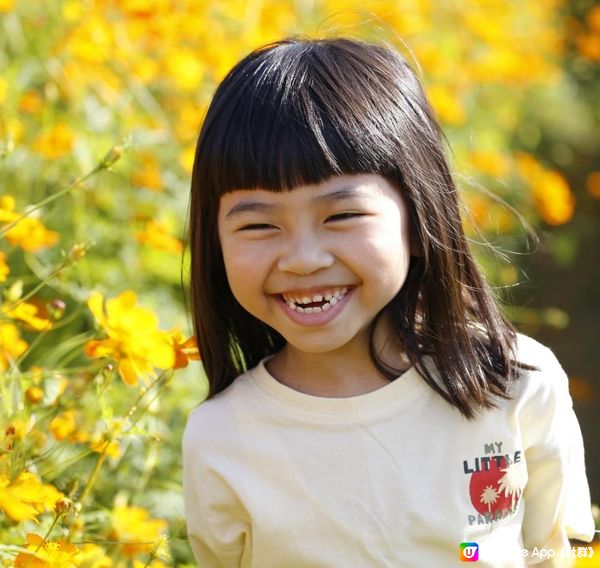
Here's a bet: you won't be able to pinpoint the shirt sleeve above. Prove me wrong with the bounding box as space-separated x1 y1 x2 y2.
182 412 253 568
519 344 595 566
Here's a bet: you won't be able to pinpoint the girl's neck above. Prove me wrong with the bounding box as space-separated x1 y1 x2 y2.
265 318 411 398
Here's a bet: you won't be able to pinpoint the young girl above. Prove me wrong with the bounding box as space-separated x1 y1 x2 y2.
182 36 594 567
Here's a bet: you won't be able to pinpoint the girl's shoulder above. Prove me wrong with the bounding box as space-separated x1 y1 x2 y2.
513 331 561 367
511 332 569 393
182 367 256 448
508 332 577 452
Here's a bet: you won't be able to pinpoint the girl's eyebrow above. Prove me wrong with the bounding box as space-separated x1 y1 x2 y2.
224 201 277 220
223 186 372 220
313 187 372 204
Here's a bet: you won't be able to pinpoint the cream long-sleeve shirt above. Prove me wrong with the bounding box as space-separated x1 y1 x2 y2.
182 334 595 567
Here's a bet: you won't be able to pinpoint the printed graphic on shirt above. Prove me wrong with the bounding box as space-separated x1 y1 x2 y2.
463 441 527 526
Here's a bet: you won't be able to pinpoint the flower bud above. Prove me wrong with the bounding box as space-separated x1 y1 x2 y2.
54 497 73 515
100 145 123 168
68 243 86 262
48 299 66 320
26 386 44 404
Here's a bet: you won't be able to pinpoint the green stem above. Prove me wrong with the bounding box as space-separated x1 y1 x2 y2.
142 553 157 568
124 370 168 423
0 145 121 237
0 261 69 316
78 446 109 506
0 165 102 237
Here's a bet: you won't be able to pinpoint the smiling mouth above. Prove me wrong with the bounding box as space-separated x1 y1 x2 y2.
280 287 349 313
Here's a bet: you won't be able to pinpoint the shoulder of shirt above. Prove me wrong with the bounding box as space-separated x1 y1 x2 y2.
182 366 255 449
509 331 569 400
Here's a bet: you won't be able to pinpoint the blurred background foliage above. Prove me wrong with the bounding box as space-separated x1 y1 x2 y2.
0 0 598 565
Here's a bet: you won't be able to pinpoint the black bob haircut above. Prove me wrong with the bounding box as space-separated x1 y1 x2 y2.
188 36 534 419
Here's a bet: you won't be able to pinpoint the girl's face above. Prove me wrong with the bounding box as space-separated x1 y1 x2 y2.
217 173 414 361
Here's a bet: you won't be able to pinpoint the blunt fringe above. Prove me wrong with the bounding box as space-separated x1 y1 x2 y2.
188 36 534 419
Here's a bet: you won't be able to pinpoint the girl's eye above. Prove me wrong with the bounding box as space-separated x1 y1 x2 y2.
326 212 363 222
238 223 276 231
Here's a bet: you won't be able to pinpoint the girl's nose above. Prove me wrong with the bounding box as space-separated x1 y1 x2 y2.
277 231 335 275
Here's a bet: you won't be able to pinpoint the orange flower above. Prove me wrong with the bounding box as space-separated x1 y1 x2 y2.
467 150 510 178
587 5 600 34
84 291 175 386
168 329 200 369
586 172 600 198
134 220 183 254
19 91 44 114
132 154 163 191
33 123 75 159
15 533 79 567
515 153 575 225
575 33 600 61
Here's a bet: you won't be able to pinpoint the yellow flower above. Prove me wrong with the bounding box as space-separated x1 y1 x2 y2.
0 250 9 282
3 418 30 448
19 91 44 114
75 543 113 568
15 533 79 567
0 76 6 105
534 170 575 225
173 102 207 143
467 150 510 178
33 122 75 159
515 153 575 225
179 144 196 173
0 195 20 223
0 0 15 13
134 220 183 254
5 216 60 251
133 561 168 568
26 386 45 404
49 410 77 441
427 84 466 125
63 13 115 64
2 300 53 331
0 322 28 371
132 154 163 191
111 504 168 557
165 47 205 91
0 472 64 522
84 291 175 386
574 540 600 566
1 197 59 251
168 329 200 369
89 434 120 458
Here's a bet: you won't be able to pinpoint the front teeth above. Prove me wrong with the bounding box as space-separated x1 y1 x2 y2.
282 287 348 313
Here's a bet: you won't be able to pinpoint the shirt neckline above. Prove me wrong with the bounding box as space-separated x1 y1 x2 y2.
247 356 427 421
